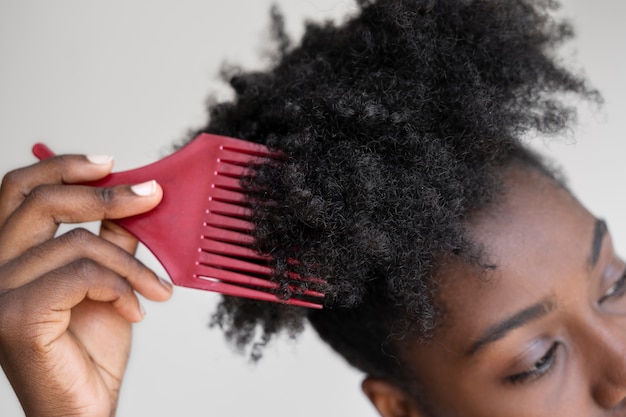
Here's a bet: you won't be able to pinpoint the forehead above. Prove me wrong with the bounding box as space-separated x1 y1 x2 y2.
433 164 596 349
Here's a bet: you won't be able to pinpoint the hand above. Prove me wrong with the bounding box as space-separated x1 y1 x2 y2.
0 153 173 417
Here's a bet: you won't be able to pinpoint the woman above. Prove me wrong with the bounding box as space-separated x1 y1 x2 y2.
1 0 624 416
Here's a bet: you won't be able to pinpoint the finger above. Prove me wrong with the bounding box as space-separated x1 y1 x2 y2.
0 154 114 227
0 181 162 263
0 259 144 342
99 220 139 254
0 227 172 301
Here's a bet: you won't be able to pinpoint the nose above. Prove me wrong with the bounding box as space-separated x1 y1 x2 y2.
588 317 626 410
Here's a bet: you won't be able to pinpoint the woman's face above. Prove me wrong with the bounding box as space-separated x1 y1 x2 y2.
402 165 626 416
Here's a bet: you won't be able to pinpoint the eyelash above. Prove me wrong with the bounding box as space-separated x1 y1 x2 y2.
599 268 626 304
504 267 626 385
506 342 559 385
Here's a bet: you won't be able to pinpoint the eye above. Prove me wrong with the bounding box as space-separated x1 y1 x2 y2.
599 268 626 304
506 342 559 384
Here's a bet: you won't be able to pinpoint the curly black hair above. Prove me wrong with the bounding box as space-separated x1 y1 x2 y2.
191 0 598 384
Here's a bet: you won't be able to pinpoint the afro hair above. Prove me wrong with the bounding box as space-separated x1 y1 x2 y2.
192 0 599 379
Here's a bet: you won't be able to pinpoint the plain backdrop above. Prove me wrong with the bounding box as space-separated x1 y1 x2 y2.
0 1 624 416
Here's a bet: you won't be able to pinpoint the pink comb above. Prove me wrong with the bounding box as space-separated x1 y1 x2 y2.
33 134 324 308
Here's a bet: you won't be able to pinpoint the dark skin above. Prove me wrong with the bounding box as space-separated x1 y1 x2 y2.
2 156 625 416
364 164 626 416
0 154 172 417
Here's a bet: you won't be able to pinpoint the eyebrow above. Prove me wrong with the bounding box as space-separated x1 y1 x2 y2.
465 218 607 357
589 218 607 268
465 301 555 356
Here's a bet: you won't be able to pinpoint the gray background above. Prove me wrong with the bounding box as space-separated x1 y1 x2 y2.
1 1 624 415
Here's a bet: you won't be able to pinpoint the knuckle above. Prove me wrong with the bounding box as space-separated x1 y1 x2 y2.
67 258 131 295
61 227 95 247
69 258 100 279
95 186 116 205
1 168 25 192
53 154 69 164
26 184 54 206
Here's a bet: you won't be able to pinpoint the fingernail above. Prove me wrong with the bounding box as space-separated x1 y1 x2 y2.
131 180 157 197
159 276 173 291
86 154 114 164
139 303 147 318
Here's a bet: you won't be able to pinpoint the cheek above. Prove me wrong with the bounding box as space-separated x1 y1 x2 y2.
409 342 593 417
443 380 592 417
466 358 593 417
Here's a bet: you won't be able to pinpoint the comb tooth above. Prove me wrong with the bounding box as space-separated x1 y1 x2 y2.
206 200 252 219
203 224 255 245
213 175 244 191
283 298 323 309
194 264 277 288
205 211 255 232
292 287 325 298
222 143 275 157
218 148 271 164
198 251 274 275
188 277 322 309
199 237 268 261
216 161 252 178
210 188 247 205
282 272 326 297
194 265 324 298
287 271 328 286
